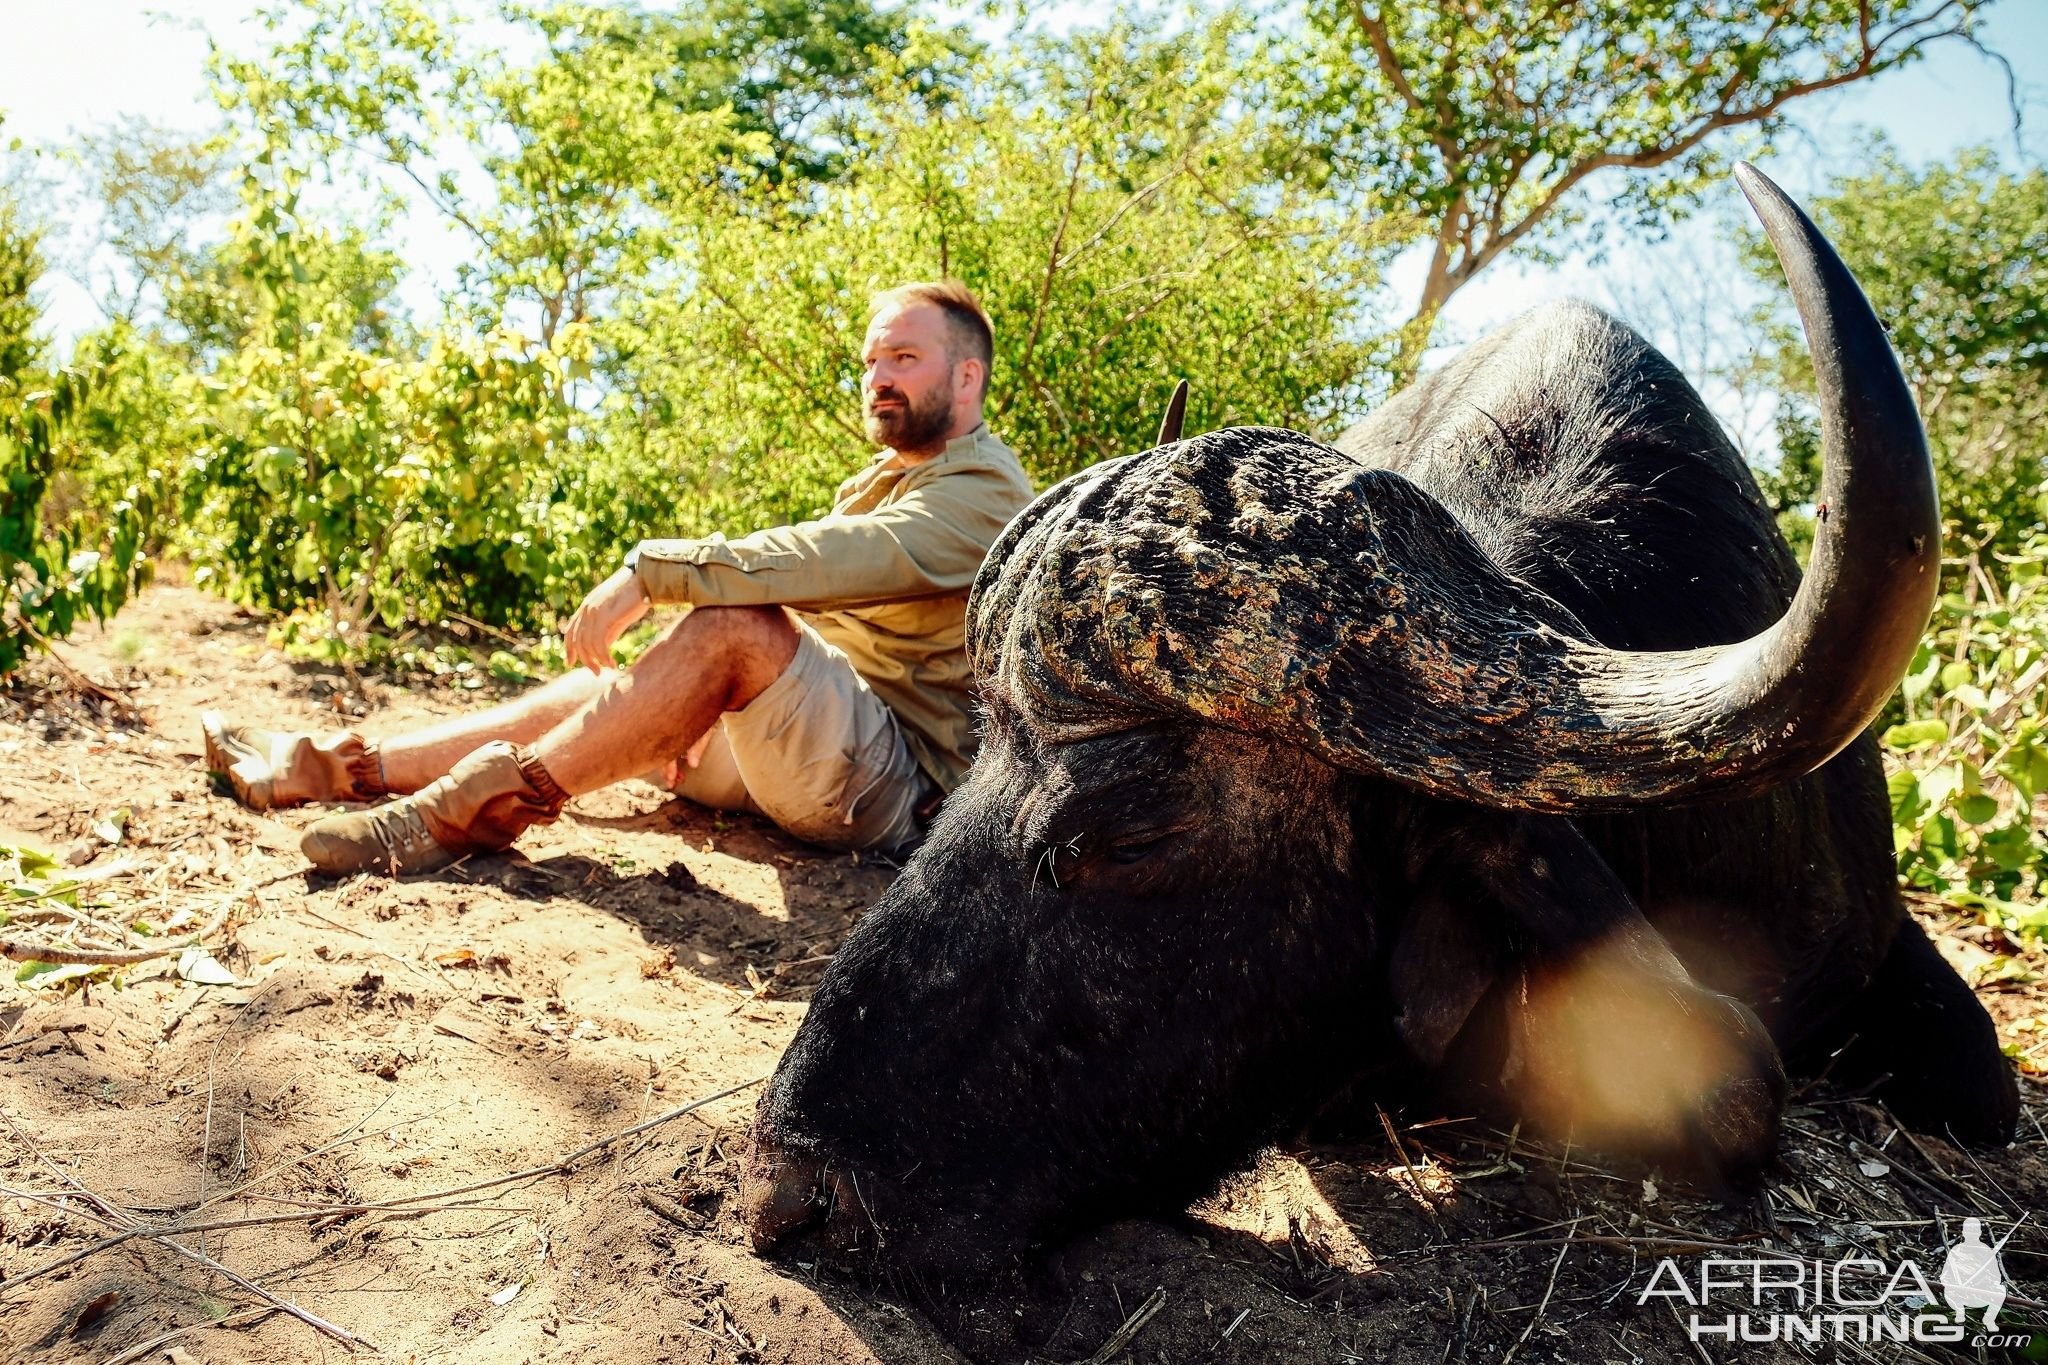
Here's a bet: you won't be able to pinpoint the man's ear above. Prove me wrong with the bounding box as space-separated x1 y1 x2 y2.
956 357 987 408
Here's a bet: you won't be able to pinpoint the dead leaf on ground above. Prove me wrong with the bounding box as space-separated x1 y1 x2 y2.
69 1289 121 1336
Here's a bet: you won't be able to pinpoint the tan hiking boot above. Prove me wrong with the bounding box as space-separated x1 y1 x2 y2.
300 741 569 876
202 712 387 811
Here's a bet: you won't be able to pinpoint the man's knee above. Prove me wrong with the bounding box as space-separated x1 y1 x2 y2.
654 605 798 701
691 604 797 657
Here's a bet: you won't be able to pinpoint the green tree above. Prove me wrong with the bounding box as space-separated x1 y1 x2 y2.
214 0 963 344
633 0 975 185
1301 0 2003 369
66 118 236 327
0 188 154 674
588 17 1399 542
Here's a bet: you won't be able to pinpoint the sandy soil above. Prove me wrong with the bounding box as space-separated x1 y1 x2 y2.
1 585 2044 1365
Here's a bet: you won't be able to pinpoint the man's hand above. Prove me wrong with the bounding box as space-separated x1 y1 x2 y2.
657 729 719 789
564 566 652 674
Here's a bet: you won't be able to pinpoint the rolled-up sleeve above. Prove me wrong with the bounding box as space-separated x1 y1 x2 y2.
631 462 1025 611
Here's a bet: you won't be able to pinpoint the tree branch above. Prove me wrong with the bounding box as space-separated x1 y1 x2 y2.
1391 0 1982 331
1430 2 1974 315
1011 92 1095 416
698 278 867 445
1346 0 1461 164
1346 0 1425 114
1056 156 1191 274
381 152 494 249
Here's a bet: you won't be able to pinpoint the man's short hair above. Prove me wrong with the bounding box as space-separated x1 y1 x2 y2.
871 280 994 397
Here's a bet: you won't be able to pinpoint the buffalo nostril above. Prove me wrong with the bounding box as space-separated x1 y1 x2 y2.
740 1142 830 1251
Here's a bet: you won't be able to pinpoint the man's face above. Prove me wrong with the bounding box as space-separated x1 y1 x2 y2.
862 301 965 452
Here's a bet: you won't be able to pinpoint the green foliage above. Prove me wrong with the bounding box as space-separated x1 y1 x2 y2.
0 196 41 381
0 196 154 675
600 16 1396 537
632 0 976 185
1885 536 2048 932
1753 146 2048 562
1752 147 2048 931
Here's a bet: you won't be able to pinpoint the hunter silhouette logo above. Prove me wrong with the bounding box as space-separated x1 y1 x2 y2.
1939 1217 2010 1330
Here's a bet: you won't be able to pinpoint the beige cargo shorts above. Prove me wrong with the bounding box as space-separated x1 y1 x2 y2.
660 618 935 854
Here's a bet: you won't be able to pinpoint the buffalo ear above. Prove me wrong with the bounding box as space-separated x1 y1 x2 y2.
1389 881 1507 1068
1392 808 1788 1186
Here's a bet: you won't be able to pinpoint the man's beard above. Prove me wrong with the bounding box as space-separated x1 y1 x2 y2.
864 378 955 452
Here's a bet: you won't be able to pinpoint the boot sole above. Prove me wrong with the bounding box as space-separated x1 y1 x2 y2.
301 825 457 877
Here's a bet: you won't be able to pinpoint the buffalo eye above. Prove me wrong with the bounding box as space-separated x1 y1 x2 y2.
1107 832 1177 865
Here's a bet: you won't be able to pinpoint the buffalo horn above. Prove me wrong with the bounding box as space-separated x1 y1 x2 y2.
1155 379 1189 446
968 165 1938 812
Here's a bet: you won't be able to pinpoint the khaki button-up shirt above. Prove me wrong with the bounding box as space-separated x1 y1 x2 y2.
629 425 1034 793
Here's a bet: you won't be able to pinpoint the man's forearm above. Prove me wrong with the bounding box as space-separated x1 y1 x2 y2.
626 484 1009 611
625 534 831 608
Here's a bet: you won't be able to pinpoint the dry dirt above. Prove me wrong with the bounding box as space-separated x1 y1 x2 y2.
2 584 2045 1365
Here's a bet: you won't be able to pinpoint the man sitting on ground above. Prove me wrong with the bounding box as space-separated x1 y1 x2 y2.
202 281 1034 874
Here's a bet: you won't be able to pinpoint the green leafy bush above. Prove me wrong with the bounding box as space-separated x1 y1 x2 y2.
1885 533 2048 932
174 178 592 645
1 200 155 675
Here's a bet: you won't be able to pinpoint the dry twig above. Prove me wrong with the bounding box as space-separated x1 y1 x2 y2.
1500 1217 1579 1365
1075 1285 1167 1365
0 1118 368 1351
100 1307 276 1365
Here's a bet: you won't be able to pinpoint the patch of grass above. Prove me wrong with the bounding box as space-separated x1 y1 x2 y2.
109 627 151 664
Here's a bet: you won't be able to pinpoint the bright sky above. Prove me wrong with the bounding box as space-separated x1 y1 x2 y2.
3 0 2045 432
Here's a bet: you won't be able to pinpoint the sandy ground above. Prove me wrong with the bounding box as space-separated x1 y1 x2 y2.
1 584 2045 1365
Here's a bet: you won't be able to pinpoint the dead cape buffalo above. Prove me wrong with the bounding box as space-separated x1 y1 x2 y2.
740 165 2018 1280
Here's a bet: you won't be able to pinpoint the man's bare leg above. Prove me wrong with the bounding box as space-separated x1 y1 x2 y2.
535 605 798 795
299 606 799 874
387 603 797 792
378 670 604 793
206 660 604 808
